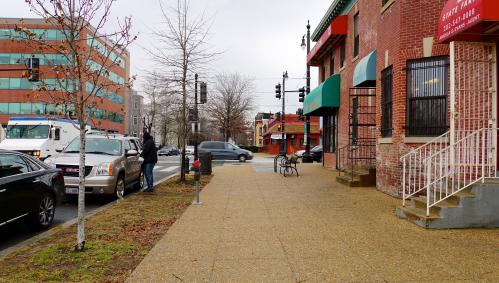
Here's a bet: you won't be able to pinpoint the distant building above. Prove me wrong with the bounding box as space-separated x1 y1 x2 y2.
125 89 143 138
262 114 320 155
0 18 130 133
254 112 272 147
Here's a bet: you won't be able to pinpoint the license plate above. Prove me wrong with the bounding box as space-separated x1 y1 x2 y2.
65 187 79 194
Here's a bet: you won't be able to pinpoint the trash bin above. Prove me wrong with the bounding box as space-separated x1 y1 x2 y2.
198 152 212 175
184 156 190 174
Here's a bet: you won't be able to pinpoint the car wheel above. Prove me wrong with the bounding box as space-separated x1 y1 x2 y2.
29 192 55 230
135 170 145 190
238 154 247 162
115 175 125 199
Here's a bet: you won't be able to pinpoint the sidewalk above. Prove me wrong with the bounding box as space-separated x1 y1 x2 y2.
127 163 499 282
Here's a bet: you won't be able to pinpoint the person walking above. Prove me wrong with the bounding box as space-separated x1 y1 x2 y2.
140 132 158 192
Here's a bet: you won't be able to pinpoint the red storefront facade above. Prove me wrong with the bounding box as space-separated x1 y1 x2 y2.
262 114 320 155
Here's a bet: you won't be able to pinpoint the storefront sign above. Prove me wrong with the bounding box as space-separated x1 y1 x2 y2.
271 133 286 140
307 16 348 66
437 0 499 42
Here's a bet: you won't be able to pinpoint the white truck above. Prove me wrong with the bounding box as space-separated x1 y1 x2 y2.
0 117 85 160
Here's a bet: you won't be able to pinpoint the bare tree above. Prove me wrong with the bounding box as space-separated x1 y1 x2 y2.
207 73 254 143
149 0 218 181
24 0 135 251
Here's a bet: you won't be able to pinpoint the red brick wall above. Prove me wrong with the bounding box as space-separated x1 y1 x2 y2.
316 0 379 167
324 152 336 168
376 0 449 196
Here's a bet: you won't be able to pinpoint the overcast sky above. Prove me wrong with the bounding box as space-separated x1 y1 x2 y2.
2 0 331 115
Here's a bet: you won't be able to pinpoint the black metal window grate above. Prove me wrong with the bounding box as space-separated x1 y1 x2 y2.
406 56 449 136
381 66 393 137
324 111 338 153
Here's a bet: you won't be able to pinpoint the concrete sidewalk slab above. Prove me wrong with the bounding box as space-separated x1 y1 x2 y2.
127 163 499 283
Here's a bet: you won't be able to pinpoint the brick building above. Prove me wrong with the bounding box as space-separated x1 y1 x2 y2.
306 0 499 202
254 112 272 148
262 114 320 155
305 0 378 185
0 18 129 133
305 0 499 227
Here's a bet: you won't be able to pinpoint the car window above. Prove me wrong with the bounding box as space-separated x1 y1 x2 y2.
26 158 41 171
213 142 225 149
0 154 30 178
129 140 138 151
132 139 142 150
226 143 234 150
124 140 131 151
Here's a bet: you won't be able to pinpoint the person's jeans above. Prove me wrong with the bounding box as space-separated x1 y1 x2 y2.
144 162 155 190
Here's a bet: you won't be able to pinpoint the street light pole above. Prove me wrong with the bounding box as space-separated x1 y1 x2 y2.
281 71 288 155
194 73 199 161
302 20 313 163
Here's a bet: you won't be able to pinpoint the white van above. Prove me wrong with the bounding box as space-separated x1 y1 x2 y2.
0 117 86 160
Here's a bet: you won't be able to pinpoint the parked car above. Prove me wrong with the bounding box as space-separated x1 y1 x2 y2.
294 149 305 158
44 134 144 199
310 145 323 162
198 141 253 162
0 150 65 230
158 146 179 156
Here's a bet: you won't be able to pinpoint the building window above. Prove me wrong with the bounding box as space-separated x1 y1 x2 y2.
340 40 346 68
353 13 360 58
321 65 326 82
330 52 335 75
381 66 393 137
406 56 449 136
324 110 338 153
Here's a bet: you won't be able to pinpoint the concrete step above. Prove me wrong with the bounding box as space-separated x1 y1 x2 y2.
395 206 441 228
412 196 458 214
337 167 376 187
336 175 362 187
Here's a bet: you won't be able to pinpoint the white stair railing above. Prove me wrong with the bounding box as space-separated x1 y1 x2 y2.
424 128 496 216
400 131 450 206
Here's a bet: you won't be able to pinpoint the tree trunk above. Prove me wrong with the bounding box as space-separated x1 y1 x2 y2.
76 124 86 251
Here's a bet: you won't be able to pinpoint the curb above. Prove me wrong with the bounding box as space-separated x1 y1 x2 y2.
0 173 179 259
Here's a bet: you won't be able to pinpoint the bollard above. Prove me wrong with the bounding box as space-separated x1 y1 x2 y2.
192 160 202 205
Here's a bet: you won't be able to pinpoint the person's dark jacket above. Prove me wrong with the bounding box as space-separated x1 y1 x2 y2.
140 133 158 164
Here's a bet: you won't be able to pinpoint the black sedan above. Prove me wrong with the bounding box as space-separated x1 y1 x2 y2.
158 146 179 156
0 150 64 230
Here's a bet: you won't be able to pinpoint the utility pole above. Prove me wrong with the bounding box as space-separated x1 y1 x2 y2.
281 71 288 155
302 20 313 163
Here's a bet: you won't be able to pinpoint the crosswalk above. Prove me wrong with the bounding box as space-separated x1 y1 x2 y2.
154 165 180 172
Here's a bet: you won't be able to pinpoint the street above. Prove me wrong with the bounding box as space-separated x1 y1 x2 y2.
0 154 262 253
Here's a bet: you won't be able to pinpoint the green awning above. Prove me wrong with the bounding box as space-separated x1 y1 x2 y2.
353 51 377 87
304 74 340 116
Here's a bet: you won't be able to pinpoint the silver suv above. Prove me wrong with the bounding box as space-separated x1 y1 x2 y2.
44 134 144 198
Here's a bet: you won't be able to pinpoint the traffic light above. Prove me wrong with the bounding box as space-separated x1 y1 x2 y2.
296 108 304 121
200 82 207 103
298 87 305 102
275 83 281 99
27 57 40 82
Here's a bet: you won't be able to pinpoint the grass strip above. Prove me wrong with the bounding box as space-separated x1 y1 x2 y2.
0 174 212 283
